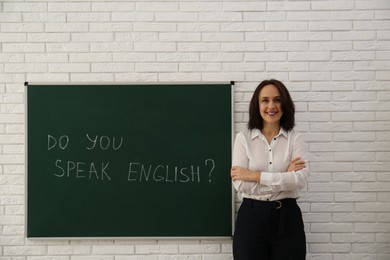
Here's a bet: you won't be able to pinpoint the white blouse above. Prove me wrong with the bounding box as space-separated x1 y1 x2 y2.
232 128 309 201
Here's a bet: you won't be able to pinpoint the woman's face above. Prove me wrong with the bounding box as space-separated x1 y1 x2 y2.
258 84 283 127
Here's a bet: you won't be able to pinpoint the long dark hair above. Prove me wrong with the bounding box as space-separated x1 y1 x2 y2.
248 79 295 131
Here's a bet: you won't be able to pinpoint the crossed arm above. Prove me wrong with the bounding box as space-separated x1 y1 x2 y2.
231 156 306 183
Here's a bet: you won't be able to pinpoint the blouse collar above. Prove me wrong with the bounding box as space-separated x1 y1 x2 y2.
250 128 288 140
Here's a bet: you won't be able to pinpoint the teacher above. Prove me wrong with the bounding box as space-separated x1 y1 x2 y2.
231 79 309 259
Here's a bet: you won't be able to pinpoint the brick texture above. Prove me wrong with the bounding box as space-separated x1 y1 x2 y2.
0 0 389 259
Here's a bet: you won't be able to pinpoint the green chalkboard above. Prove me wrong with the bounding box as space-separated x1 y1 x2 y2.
26 83 233 238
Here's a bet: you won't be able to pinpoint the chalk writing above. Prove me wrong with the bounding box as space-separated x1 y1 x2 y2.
48 135 69 150
47 134 124 151
205 159 215 182
85 134 123 151
127 159 215 183
127 162 199 183
47 133 217 184
53 159 111 181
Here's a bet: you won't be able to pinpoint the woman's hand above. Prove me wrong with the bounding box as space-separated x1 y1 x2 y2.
287 157 306 172
231 166 260 183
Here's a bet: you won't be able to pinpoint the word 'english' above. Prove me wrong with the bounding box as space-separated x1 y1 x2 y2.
127 159 216 183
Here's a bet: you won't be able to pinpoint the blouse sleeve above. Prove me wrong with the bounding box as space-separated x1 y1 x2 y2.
260 132 310 192
231 132 273 195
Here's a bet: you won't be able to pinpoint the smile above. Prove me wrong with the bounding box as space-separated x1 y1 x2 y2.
266 111 277 116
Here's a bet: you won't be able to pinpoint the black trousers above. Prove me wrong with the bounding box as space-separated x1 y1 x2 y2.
233 198 306 260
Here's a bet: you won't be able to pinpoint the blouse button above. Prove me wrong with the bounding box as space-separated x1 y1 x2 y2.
269 162 272 164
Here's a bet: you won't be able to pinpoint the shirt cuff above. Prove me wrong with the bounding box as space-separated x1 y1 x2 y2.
260 171 273 186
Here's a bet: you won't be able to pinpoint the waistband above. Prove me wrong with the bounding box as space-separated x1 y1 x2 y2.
242 197 297 210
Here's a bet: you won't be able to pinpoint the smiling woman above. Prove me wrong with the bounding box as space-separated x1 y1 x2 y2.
231 79 309 260
248 79 295 134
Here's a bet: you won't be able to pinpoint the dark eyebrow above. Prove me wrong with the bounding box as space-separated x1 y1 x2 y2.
260 96 280 99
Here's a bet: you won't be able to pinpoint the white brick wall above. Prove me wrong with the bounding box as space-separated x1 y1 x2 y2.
0 0 389 259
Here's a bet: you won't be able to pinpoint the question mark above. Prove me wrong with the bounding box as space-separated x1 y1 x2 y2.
205 159 215 182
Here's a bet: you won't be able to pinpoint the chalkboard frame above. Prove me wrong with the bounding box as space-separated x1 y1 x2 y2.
25 82 235 239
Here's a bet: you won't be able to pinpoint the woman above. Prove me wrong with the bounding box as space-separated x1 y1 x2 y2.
231 79 309 260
